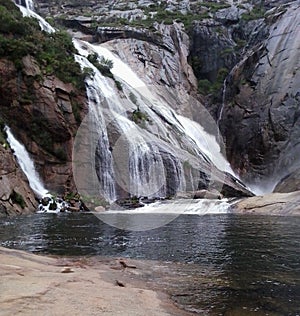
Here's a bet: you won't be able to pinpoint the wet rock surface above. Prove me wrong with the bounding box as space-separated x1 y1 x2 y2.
2 0 300 216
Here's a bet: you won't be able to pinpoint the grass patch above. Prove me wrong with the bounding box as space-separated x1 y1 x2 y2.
241 7 266 21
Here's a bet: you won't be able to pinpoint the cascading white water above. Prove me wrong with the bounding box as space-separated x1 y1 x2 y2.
16 0 55 33
105 198 231 215
73 42 169 199
176 115 234 175
217 78 227 130
73 39 191 199
73 54 117 202
72 38 251 201
5 126 49 198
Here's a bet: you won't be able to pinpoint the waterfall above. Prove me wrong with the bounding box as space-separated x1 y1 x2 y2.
15 0 55 33
217 78 227 130
73 54 117 202
13 1 252 206
5 126 49 198
106 198 231 215
176 115 234 175
72 38 250 201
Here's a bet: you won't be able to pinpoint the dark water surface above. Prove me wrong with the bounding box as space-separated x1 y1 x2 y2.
0 213 299 315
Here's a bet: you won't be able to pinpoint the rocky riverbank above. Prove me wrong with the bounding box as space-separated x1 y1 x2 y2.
233 190 300 215
0 246 192 316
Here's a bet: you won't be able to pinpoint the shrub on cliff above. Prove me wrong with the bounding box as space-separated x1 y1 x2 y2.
0 0 84 88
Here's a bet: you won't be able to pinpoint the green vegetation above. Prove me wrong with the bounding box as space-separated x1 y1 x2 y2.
198 79 212 95
114 80 123 91
241 7 266 21
71 100 82 123
132 109 149 125
29 117 67 160
10 190 26 209
0 0 85 88
221 47 234 57
87 53 122 91
87 53 114 79
128 91 149 126
129 92 138 106
64 191 80 202
94 2 230 31
0 117 7 147
198 67 228 96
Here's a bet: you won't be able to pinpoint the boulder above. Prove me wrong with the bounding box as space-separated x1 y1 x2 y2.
193 189 223 199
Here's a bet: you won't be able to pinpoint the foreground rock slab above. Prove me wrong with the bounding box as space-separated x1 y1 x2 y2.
0 247 185 316
233 191 300 215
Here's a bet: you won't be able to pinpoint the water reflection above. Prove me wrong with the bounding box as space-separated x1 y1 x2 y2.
0 213 299 315
218 216 300 315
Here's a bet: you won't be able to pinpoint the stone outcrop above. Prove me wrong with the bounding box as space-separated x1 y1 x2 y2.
0 144 37 216
233 191 300 215
2 0 299 217
103 21 199 116
35 0 300 197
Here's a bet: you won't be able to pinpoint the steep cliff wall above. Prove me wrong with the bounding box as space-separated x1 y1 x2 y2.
220 3 300 189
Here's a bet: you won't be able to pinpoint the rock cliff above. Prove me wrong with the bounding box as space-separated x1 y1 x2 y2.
219 2 300 190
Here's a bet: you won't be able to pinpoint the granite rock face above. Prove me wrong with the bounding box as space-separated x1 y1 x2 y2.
219 3 300 188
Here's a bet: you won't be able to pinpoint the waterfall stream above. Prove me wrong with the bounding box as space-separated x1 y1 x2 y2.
217 78 227 130
5 126 49 198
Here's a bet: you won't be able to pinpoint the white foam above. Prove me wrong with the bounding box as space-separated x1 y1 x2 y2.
104 199 231 215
